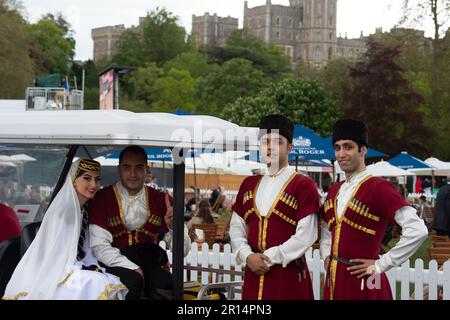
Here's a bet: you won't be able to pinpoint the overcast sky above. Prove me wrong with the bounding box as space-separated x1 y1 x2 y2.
19 0 434 61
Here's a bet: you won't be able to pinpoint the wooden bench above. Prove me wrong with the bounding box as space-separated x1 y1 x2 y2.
432 235 450 243
428 246 450 267
214 219 230 242
191 223 218 248
432 242 450 249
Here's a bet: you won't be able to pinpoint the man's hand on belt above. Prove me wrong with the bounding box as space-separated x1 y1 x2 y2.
347 259 376 278
247 253 271 275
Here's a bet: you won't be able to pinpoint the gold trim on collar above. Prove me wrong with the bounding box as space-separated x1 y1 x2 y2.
335 175 373 224
259 172 298 250
329 174 373 300
254 172 298 221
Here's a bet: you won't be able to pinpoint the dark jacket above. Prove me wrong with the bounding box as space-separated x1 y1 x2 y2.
432 184 450 233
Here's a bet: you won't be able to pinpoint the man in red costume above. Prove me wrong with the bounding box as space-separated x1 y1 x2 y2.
320 119 428 300
230 114 319 300
88 146 191 300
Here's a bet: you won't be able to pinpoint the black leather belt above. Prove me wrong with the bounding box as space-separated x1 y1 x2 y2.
330 255 361 266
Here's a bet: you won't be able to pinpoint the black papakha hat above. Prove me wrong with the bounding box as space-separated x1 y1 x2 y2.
332 119 368 147
259 114 294 143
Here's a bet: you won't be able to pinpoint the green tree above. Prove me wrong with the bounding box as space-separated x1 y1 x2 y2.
203 29 292 80
30 16 75 75
152 69 197 112
126 63 162 107
113 30 144 67
113 7 188 67
223 79 339 135
343 39 433 157
222 94 279 127
163 51 216 78
296 57 354 110
399 0 450 118
0 0 34 98
196 58 268 116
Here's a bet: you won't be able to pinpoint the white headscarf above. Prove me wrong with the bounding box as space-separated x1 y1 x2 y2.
3 160 87 300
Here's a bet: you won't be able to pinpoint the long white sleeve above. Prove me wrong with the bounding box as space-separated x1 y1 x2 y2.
375 206 428 273
263 214 318 267
319 220 332 260
89 224 139 270
163 224 191 257
229 212 253 265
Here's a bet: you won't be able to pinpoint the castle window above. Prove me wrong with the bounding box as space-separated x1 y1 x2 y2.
329 32 332 40
276 31 280 39
315 47 321 60
288 32 292 40
276 17 280 26
289 19 292 27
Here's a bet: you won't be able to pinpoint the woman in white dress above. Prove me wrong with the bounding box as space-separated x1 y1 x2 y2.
2 159 128 300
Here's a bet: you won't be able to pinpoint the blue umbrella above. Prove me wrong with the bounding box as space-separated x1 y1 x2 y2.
172 109 192 116
387 151 432 170
323 136 387 159
289 125 335 161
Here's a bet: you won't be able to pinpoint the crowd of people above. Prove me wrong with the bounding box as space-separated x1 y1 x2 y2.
1 115 450 301
0 181 44 207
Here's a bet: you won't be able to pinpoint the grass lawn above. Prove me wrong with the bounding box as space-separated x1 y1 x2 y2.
388 234 432 300
388 234 432 268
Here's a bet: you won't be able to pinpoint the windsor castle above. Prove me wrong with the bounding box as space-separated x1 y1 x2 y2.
92 0 367 66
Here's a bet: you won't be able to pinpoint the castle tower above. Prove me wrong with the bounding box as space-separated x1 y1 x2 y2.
192 12 238 47
295 0 337 66
91 25 126 62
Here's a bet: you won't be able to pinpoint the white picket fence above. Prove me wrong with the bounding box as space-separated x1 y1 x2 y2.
160 242 450 300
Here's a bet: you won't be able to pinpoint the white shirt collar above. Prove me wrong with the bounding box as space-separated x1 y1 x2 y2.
116 181 145 201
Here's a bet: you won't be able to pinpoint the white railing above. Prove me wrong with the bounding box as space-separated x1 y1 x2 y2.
26 87 83 110
161 242 450 300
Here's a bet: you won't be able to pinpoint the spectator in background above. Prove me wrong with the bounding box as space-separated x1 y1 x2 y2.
0 203 21 243
422 178 432 193
28 185 41 205
415 177 422 194
145 172 159 190
10 183 28 205
187 199 215 231
185 187 200 216
209 186 220 207
210 186 225 212
432 176 450 238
